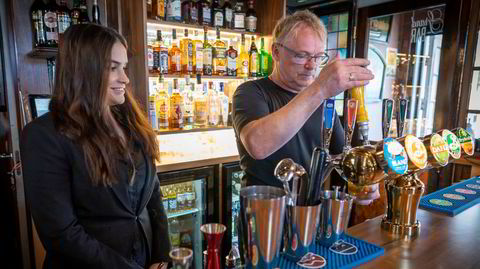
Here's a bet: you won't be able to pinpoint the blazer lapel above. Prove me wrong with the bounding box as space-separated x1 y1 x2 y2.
109 158 135 214
137 148 155 213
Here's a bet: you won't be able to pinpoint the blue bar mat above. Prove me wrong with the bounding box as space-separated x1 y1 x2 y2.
277 234 384 269
420 176 480 216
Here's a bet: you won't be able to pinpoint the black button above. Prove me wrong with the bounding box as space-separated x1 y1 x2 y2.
135 216 138 221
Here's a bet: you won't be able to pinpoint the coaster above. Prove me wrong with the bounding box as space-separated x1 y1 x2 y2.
329 240 358 255
296 253 327 269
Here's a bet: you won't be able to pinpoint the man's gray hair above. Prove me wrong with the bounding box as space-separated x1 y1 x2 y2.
272 10 327 46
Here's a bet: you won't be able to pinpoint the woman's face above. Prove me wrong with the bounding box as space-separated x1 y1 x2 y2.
106 41 129 106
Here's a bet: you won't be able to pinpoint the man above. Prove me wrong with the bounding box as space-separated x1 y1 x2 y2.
232 10 379 204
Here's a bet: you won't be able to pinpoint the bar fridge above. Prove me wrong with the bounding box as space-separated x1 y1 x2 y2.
220 161 244 266
157 165 216 269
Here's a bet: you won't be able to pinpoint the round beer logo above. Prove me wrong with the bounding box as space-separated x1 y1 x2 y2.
455 128 475 156
405 135 427 169
429 199 453 206
443 193 465 200
466 184 480 190
455 188 476 195
383 138 408 175
429 134 449 166
442 130 461 159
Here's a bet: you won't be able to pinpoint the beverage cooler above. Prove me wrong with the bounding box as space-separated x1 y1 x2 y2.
220 162 244 266
157 166 216 269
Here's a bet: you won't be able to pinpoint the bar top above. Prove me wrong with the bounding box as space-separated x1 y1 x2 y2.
348 205 480 268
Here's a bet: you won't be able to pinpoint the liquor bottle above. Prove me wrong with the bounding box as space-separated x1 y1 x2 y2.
193 31 203 74
148 91 157 129
30 0 46 48
169 218 181 248
233 0 245 31
169 79 184 129
167 185 177 212
226 40 238 76
176 183 185 211
169 29 182 75
186 182 196 208
92 0 101 24
78 0 90 24
194 77 208 127
161 186 169 212
213 27 227 76
166 0 182 22
156 76 170 129
237 34 249 78
249 36 259 77
152 0 166 21
245 0 257 32
150 33 158 74
43 0 59 47
223 0 234 29
203 29 213 76
155 30 169 74
207 82 219 126
212 0 224 28
57 0 71 38
218 82 229 126
180 29 194 75
147 0 153 19
198 0 211 26
183 77 194 128
259 37 269 77
182 0 197 24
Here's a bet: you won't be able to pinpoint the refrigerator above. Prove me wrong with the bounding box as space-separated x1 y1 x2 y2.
157 165 216 269
220 161 244 266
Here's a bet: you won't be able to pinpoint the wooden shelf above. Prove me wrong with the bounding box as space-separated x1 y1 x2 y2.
27 47 58 59
155 126 233 135
148 73 261 80
146 19 261 37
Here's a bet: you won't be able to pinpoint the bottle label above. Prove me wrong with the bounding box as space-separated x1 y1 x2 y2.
171 103 184 122
157 2 165 17
149 47 155 68
194 101 207 122
168 198 177 211
160 51 169 73
196 49 203 70
44 11 57 29
242 60 249 74
234 13 245 28
203 48 213 65
173 54 181 71
227 52 237 76
250 53 257 73
203 7 211 22
245 16 257 32
58 15 70 33
213 47 226 59
191 6 198 21
168 0 181 20
225 8 233 22
383 137 408 175
405 135 427 169
214 10 224 27
162 198 169 211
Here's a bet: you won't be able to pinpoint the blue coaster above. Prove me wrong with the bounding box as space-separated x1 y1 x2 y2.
420 176 480 216
277 234 384 269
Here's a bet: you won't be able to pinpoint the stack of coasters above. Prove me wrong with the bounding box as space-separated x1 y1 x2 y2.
420 176 480 216
278 234 384 269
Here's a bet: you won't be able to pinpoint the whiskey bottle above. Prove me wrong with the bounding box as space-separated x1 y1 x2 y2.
245 0 257 32
259 37 269 77
182 77 194 128
223 0 234 29
249 36 259 77
237 33 249 78
152 0 166 21
92 0 101 24
193 79 207 128
166 0 182 22
169 29 182 75
226 40 238 76
212 0 224 28
169 79 184 129
156 76 169 129
213 27 227 76
198 0 211 26
57 0 71 38
181 0 197 24
203 29 213 76
207 82 219 126
218 83 229 126
30 0 46 48
233 0 245 31
153 30 168 74
193 31 203 74
180 29 193 75
43 0 59 47
148 93 157 129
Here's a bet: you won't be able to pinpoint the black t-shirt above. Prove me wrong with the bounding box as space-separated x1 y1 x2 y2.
232 77 345 188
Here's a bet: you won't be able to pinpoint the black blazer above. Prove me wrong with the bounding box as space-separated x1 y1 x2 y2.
20 113 171 269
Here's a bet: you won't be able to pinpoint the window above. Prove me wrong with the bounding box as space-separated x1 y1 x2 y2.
466 29 480 139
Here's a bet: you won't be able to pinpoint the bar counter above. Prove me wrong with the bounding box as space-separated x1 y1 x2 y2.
348 205 480 268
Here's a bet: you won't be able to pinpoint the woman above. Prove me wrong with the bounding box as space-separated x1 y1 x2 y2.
21 24 170 269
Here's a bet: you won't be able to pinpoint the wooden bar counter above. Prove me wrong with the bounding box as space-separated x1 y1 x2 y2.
348 205 480 268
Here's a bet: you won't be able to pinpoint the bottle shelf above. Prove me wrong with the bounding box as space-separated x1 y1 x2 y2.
27 47 58 59
149 73 261 80
155 126 232 135
146 19 261 37
167 208 200 219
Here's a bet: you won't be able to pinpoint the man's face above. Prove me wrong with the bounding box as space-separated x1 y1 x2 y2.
274 26 326 92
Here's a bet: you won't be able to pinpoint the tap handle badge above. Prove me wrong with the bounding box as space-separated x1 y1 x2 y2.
323 99 335 150
345 99 358 149
396 98 408 137
382 99 394 139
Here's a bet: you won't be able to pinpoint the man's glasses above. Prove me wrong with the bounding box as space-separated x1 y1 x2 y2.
275 43 329 66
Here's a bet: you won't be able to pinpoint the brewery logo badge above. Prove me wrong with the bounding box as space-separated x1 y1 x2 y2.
329 240 358 255
443 193 465 200
297 252 326 268
430 133 449 166
405 135 427 169
466 184 480 190
383 137 408 175
429 199 453 206
455 188 476 195
455 128 474 156
442 130 461 159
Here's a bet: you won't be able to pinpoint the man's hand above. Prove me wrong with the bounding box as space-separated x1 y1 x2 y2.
149 262 168 269
352 183 380 205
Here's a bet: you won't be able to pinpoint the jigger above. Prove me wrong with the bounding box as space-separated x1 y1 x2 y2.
201 223 226 269
169 248 193 269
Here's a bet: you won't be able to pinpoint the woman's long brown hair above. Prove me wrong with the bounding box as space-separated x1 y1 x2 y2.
50 24 159 186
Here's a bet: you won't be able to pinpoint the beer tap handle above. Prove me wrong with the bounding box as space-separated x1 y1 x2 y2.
344 99 358 151
351 85 370 144
323 99 336 152
382 99 394 139
396 98 408 138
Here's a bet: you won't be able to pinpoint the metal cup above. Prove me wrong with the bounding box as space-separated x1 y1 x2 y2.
169 247 193 269
316 190 353 247
283 203 322 261
239 186 287 269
